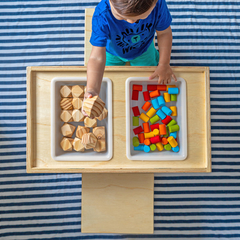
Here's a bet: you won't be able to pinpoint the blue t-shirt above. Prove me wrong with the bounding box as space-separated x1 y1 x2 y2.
90 0 172 60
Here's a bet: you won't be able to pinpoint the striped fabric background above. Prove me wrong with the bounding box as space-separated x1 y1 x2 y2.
1 0 240 239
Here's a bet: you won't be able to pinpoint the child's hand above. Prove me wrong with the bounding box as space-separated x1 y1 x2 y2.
82 90 98 117
149 64 177 84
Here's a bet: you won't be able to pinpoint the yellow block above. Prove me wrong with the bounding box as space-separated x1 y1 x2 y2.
156 142 164 151
167 85 176 91
170 106 177 116
167 136 178 148
153 129 160 136
163 93 171 102
139 113 150 123
144 131 155 139
146 107 157 118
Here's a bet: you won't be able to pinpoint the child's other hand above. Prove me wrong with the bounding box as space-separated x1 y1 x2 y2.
82 90 98 117
149 64 177 84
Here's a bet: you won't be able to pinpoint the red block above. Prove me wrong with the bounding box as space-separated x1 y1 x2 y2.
133 126 143 135
150 135 161 144
143 91 150 101
147 85 157 91
133 84 143 91
157 85 167 91
132 90 139 100
150 123 160 131
132 106 140 116
162 115 172 125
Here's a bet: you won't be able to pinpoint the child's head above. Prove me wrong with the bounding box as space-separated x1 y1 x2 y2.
110 0 158 23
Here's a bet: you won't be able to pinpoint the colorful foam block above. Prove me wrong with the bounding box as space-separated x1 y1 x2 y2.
150 90 160 98
169 124 180 133
167 136 178 148
150 115 160 124
132 90 139 100
153 129 160 136
161 106 172 116
162 115 172 125
133 126 143 135
172 146 180 152
143 145 151 153
132 106 140 116
163 92 171 102
133 116 139 126
159 124 166 135
133 84 143 91
168 87 179 95
144 131 155 139
142 101 151 111
134 144 144 151
146 107 157 118
156 142 164 151
150 135 161 144
143 91 150 101
157 96 165 107
132 137 140 147
147 85 157 91
144 139 151 146
150 123 160 131
167 119 177 127
164 143 172 151
139 113 149 122
167 85 176 91
143 122 150 133
162 137 168 145
170 106 177 116
156 109 166 120
150 144 156 151
171 94 177 101
138 133 145 143
157 85 167 91
152 98 160 110
170 132 177 139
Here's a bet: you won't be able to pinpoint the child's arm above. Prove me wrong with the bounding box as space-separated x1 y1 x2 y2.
149 26 177 84
83 46 106 116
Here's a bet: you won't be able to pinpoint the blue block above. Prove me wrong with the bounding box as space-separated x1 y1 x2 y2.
172 146 180 152
143 145 151 153
157 96 165 107
170 132 177 139
152 98 160 109
156 109 166 120
134 144 144 151
168 87 179 95
161 106 172 116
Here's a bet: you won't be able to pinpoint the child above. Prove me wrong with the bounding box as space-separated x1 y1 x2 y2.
84 0 176 114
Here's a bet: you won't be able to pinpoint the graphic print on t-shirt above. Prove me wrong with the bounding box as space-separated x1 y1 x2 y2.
115 23 153 54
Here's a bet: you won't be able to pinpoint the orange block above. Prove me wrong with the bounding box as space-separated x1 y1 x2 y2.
138 133 145 143
157 85 166 91
159 124 167 135
149 90 160 98
143 122 150 133
162 137 168 145
144 139 151 146
142 101 151 111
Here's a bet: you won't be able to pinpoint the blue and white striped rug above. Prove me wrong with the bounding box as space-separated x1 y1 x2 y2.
1 0 240 239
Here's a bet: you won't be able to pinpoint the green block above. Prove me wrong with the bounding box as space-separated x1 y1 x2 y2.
132 137 139 147
133 116 139 126
171 94 177 101
164 143 172 151
163 127 169 137
169 125 180 133
167 119 177 127
150 144 156 151
150 115 160 124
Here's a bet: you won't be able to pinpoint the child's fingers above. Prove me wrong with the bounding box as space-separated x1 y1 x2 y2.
149 72 157 80
172 74 177 82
